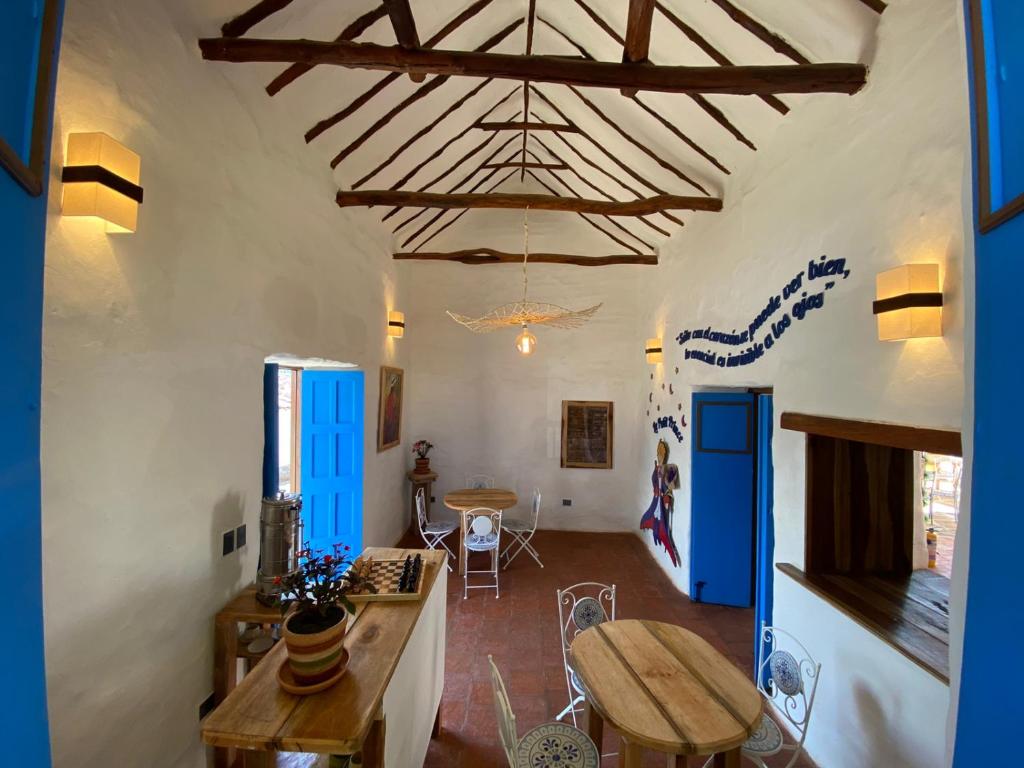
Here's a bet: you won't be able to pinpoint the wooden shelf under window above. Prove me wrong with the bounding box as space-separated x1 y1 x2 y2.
777 563 950 684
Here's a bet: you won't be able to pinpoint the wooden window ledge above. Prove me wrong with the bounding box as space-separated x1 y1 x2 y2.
776 563 949 684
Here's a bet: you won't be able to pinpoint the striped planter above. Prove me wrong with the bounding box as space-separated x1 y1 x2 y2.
282 607 349 687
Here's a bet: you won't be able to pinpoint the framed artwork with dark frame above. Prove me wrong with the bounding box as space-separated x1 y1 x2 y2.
0 0 61 197
561 400 613 469
377 366 404 452
968 0 1024 233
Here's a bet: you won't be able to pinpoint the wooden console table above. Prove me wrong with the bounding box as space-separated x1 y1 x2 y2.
203 548 447 767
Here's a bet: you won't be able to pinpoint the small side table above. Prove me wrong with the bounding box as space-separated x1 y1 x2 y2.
406 469 438 531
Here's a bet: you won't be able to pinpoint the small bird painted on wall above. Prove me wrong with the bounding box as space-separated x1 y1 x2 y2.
640 439 681 567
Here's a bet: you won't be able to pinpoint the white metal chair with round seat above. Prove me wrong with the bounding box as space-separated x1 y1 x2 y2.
555 582 616 726
462 507 502 599
501 487 543 569
415 487 457 572
465 473 495 489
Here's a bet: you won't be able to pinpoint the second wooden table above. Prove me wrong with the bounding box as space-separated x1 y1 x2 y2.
443 488 518 576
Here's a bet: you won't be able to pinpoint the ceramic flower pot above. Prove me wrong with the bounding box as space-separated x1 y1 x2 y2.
415 457 431 473
281 606 348 687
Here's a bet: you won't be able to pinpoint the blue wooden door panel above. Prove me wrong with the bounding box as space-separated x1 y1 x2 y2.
301 371 364 555
754 394 775 679
690 392 756 607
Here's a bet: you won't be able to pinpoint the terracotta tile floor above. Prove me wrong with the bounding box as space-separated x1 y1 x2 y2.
395 529 817 768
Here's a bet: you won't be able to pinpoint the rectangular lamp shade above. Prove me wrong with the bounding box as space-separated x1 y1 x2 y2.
388 311 405 338
61 133 142 233
874 264 943 341
645 337 663 364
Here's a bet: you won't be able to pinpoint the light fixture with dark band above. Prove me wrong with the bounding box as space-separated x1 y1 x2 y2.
387 310 406 338
61 133 143 233
646 337 663 364
874 264 943 341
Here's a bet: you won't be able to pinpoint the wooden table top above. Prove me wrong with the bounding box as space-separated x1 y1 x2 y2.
201 548 444 755
443 488 518 511
570 619 762 756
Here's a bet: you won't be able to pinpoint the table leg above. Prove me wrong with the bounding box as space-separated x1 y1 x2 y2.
583 699 603 753
213 617 238 768
619 737 643 767
458 516 466 576
668 754 689 767
240 749 275 768
360 713 386 768
712 748 741 768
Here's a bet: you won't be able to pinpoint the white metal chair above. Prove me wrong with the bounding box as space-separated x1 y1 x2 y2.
501 487 543 569
488 655 600 768
415 487 457 572
465 473 495 489
555 582 616 725
704 624 821 768
462 507 502 599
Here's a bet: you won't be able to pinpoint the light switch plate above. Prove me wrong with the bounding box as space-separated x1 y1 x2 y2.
222 529 235 556
235 523 247 548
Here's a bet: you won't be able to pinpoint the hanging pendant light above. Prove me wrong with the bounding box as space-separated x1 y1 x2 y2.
446 208 602 353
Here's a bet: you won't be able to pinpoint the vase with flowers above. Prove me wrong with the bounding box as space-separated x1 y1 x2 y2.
412 439 434 473
275 543 375 693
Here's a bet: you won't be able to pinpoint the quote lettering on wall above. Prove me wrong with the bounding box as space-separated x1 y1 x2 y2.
676 256 852 368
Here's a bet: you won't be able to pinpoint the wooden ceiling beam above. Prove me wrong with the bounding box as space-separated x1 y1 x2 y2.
858 0 888 12
337 190 723 215
303 0 498 141
621 0 655 96
198 39 869 96
704 0 810 64
382 0 425 81
267 6 386 95
393 249 658 266
475 120 579 133
483 161 568 170
522 0 537 180
221 0 293 38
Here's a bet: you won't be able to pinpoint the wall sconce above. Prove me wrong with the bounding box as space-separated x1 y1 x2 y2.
61 132 143 233
873 264 943 341
645 337 663 364
387 310 405 338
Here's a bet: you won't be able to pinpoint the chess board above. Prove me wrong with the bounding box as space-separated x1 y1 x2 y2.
346 556 425 603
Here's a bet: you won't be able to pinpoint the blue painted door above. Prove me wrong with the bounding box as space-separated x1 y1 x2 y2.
300 371 364 555
753 394 775 679
690 392 756 607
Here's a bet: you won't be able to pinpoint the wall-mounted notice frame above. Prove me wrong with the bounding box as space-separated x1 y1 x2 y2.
0 0 60 197
561 400 613 469
969 0 1024 233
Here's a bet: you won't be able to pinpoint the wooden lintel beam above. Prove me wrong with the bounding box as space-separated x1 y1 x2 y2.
483 161 568 170
337 190 722 215
221 0 293 38
394 250 657 266
198 39 868 96
382 0 425 81
622 0 655 96
475 121 579 133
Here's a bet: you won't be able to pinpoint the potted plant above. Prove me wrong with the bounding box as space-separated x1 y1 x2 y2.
412 439 434 473
276 543 374 690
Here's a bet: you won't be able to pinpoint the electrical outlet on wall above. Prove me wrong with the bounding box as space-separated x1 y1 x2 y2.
235 523 247 548
222 529 235 556
562 499 572 507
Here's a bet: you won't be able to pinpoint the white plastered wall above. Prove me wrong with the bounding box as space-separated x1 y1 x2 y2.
40 1 409 766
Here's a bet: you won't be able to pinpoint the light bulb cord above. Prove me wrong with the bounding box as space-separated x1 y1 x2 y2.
522 206 529 304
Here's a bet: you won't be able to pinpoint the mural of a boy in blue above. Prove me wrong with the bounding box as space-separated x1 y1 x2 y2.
640 439 681 566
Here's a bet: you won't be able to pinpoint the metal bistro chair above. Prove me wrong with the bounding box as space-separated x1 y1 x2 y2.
462 507 502 599
415 487 457 572
488 655 600 768
555 582 616 726
705 624 821 768
465 473 495 489
501 487 543 570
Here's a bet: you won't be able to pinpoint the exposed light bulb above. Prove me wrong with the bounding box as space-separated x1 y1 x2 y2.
515 325 537 356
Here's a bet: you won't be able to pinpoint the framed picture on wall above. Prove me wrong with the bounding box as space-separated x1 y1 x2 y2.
0 0 60 197
969 0 1024 232
377 366 404 452
561 400 613 469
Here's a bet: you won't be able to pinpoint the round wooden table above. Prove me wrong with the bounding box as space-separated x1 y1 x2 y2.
570 619 762 767
443 488 518 575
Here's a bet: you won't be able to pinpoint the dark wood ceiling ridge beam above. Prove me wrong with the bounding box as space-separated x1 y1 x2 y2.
621 0 655 96
654 3 789 115
412 169 518 251
379 85 521 196
705 0 810 64
337 190 723 215
524 170 646 255
327 18 524 168
221 0 293 38
567 0 756 150
475 120 579 132
537 15 730 175
198 40 869 96
383 0 425 81
522 0 537 180
302 0 500 141
266 6 386 95
529 137 671 237
485 160 568 170
394 249 658 266
563 83 712 195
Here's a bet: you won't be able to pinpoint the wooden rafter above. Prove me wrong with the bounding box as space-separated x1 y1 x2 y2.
704 0 810 64
337 190 723 215
622 0 655 96
393 249 658 266
303 0 498 142
198 40 869 96
483 161 568 170
382 0 425 81
475 120 579 133
327 19 523 168
267 6 386 95
221 0 293 38
522 0 537 180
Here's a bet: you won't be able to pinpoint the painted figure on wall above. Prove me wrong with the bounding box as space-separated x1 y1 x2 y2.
377 366 404 451
640 439 681 567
